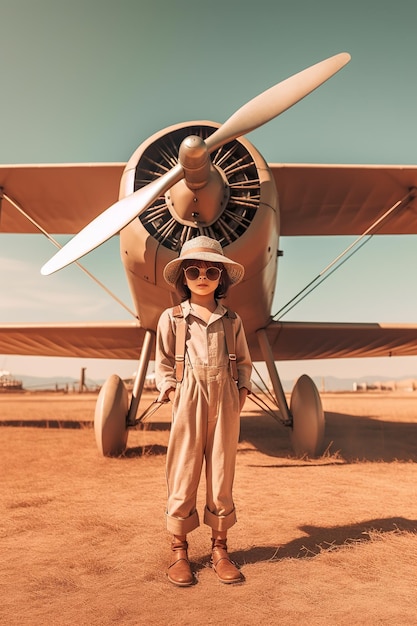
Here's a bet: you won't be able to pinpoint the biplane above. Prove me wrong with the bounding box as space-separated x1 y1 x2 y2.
1 52 417 457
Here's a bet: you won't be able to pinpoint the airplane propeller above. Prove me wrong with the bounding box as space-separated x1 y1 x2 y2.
41 52 350 276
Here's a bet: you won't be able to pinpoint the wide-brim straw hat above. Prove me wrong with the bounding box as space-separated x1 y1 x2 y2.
163 236 245 287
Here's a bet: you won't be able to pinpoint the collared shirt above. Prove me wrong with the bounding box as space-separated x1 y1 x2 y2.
155 299 252 399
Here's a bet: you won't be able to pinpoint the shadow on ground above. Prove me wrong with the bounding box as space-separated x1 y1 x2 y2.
2 407 416 462
238 410 417 462
228 516 417 566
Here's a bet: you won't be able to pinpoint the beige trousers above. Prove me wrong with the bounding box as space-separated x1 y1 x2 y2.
165 358 240 536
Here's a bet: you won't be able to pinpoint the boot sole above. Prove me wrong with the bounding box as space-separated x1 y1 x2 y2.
167 574 195 587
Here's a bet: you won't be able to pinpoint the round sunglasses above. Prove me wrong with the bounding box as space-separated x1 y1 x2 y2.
183 266 222 281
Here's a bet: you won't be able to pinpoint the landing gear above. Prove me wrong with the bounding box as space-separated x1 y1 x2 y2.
94 330 156 457
256 329 325 457
94 374 129 457
290 374 324 457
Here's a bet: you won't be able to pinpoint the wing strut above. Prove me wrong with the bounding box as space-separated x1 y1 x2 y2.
256 328 292 426
127 329 155 426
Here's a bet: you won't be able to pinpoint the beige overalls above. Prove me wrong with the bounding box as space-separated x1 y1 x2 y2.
155 300 252 536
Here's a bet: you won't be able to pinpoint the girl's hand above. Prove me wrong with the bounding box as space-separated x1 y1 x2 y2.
239 387 248 411
157 387 175 403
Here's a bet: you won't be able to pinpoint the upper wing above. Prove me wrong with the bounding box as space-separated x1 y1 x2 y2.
247 321 417 362
0 163 125 234
0 321 145 360
3 162 417 235
271 163 417 235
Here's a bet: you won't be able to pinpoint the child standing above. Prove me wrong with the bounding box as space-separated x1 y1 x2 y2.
155 236 252 586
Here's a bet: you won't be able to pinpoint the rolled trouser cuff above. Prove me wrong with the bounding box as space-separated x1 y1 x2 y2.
203 506 237 531
166 510 200 535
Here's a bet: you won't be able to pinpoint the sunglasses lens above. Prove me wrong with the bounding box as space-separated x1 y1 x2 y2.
184 266 200 280
206 267 221 280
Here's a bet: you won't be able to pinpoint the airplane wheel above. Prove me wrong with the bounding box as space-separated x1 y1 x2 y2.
289 374 324 457
94 375 129 457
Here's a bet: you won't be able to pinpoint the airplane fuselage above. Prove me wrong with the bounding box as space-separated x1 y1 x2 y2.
118 121 280 335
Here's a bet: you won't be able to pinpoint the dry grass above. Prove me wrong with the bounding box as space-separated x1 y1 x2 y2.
1 391 417 625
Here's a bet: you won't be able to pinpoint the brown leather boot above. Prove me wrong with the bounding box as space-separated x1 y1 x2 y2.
167 539 194 587
211 538 243 584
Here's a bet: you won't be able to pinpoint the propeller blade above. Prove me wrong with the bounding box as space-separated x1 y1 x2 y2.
41 164 183 275
205 52 351 153
41 52 350 275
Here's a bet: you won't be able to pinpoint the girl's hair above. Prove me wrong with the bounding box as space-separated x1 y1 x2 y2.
175 259 231 301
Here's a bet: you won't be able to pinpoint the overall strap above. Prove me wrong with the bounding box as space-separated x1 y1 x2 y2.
222 309 238 382
173 304 238 383
172 304 186 382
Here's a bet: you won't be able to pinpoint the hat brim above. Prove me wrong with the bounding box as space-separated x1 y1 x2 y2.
163 250 244 286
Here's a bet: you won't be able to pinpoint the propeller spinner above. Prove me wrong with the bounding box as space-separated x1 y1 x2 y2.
41 52 350 276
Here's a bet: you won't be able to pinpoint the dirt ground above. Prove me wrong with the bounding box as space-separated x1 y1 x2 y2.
1 390 416 626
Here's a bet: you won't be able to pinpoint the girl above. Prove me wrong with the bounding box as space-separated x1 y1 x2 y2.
155 236 252 586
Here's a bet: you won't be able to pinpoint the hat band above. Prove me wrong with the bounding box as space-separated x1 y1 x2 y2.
182 246 224 258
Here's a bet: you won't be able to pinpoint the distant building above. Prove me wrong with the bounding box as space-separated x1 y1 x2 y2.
0 370 23 392
353 378 417 392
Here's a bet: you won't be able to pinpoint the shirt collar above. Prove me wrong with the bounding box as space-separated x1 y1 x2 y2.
181 299 227 323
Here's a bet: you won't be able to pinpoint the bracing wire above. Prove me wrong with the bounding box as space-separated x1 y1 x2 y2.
274 235 371 320
3 191 137 319
252 362 277 405
273 190 415 321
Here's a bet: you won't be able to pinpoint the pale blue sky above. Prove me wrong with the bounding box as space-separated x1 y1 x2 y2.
1 0 417 382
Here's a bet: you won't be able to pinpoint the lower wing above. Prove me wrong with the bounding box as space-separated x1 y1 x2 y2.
0 321 144 360
1 320 416 362
247 321 417 361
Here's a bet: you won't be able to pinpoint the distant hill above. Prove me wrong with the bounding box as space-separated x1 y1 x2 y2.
11 372 417 393
305 375 417 393
256 374 417 393
18 374 102 392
